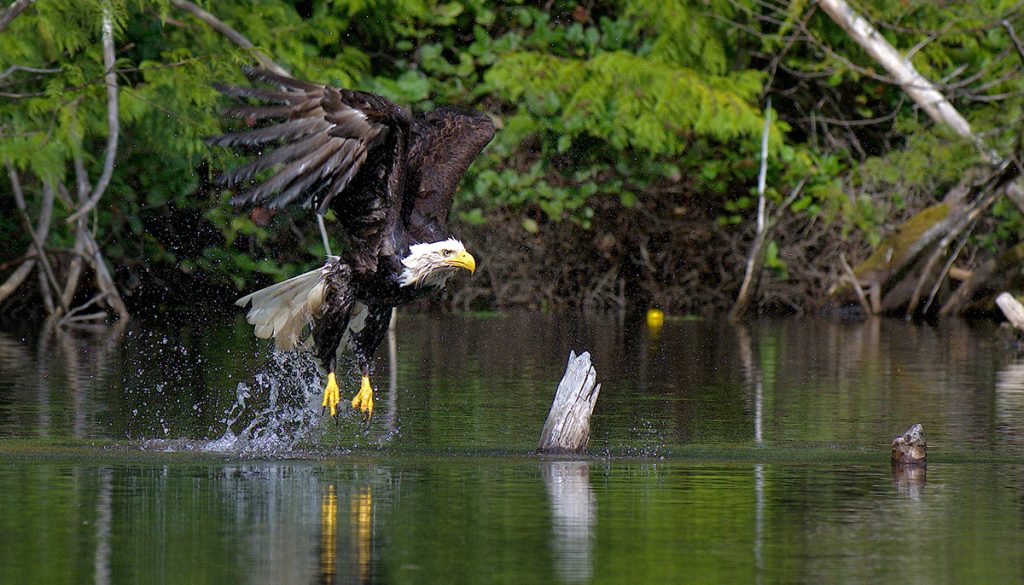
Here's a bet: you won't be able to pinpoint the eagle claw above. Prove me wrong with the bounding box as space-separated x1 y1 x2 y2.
321 372 341 417
351 376 374 421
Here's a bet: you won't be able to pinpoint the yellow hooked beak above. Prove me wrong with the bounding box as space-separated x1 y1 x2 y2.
446 250 476 274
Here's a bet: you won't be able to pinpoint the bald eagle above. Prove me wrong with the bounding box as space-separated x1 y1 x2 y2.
211 68 494 420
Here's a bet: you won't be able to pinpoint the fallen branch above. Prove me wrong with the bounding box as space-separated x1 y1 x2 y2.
919 229 970 316
818 0 1024 214
60 311 109 324
0 262 35 305
58 292 109 326
905 160 1019 317
817 0 977 143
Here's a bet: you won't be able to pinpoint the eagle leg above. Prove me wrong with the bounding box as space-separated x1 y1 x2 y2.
322 371 342 418
348 306 391 421
350 374 374 421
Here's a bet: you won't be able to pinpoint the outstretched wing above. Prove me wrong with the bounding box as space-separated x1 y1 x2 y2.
208 68 410 216
404 107 495 242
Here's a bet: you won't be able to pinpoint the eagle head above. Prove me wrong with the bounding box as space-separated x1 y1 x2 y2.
399 238 476 288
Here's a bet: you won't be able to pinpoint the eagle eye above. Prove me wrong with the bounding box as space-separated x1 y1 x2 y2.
442 249 452 257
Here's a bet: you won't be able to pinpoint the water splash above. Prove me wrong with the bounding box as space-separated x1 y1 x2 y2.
204 348 327 456
144 348 330 457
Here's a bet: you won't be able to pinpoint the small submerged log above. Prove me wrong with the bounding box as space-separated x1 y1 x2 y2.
538 351 601 454
891 423 927 465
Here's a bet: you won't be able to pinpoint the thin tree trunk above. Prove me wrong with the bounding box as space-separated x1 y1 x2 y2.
63 156 92 310
66 4 120 223
730 99 772 321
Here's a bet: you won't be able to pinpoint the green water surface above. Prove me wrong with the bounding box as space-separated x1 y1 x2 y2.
1 315 1023 584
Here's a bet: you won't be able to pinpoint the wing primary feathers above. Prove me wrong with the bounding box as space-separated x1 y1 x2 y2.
325 109 373 138
215 132 331 187
212 84 303 104
205 117 328 148
260 166 324 209
222 104 298 121
265 142 346 208
241 67 322 91
233 139 344 207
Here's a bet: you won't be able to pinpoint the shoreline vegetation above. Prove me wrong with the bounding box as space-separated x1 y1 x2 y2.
2 1 1023 322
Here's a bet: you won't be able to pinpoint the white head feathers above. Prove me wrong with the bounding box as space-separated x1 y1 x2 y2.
399 238 476 288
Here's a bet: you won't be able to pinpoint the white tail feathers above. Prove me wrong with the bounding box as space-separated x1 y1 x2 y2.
236 268 326 351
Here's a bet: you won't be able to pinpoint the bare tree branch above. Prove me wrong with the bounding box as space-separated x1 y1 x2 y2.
1003 19 1024 64
0 65 61 83
0 259 35 303
7 168 67 313
66 5 119 223
839 253 872 315
0 0 35 33
169 0 291 77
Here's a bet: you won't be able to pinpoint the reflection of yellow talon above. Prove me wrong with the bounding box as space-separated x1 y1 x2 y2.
350 376 374 420
322 372 341 417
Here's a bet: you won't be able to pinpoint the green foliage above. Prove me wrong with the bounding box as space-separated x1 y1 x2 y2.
2 0 1023 305
487 51 767 153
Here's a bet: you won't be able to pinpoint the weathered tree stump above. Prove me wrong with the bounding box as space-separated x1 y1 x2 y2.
538 351 601 454
996 292 1024 332
891 423 927 465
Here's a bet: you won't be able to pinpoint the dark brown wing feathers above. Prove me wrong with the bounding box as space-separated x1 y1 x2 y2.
404 107 495 241
210 68 493 268
208 68 401 214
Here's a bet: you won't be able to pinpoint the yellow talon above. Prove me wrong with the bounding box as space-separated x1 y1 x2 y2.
350 376 374 420
322 372 341 417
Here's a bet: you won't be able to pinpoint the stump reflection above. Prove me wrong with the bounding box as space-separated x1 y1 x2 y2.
891 463 927 500
542 461 596 584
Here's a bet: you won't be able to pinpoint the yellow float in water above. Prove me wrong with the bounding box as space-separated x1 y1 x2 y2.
646 308 665 331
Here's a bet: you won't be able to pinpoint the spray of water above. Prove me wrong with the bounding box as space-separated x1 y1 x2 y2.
202 349 328 456
142 348 334 457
